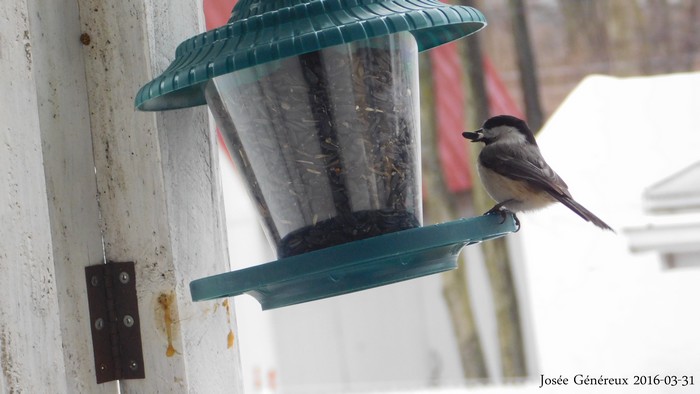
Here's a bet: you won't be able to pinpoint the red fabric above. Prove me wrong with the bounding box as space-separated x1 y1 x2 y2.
483 56 525 119
430 42 473 192
203 0 236 30
429 48 524 193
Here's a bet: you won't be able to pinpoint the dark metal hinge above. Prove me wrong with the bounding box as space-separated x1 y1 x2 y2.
85 261 145 383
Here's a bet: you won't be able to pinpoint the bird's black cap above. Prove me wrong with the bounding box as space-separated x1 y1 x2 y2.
483 115 537 146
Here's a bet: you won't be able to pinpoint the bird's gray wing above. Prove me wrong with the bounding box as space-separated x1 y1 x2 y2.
479 143 614 231
479 143 571 198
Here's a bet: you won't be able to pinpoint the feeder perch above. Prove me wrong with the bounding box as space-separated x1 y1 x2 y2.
136 0 517 309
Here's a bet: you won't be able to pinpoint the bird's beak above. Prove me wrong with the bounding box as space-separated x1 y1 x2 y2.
462 129 484 142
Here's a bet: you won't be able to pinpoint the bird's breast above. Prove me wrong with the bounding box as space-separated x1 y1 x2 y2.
476 163 555 212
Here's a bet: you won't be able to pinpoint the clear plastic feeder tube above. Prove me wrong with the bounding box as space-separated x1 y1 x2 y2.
205 32 422 258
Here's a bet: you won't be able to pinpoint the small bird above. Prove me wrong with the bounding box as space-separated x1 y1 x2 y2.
462 115 613 231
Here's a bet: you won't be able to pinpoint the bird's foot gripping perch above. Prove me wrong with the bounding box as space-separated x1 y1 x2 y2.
484 200 520 232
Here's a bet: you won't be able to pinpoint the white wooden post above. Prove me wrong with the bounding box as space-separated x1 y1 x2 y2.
0 2 70 392
25 0 119 392
75 0 244 392
1 0 243 392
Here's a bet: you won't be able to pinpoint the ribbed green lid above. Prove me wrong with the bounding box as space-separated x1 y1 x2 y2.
135 0 486 111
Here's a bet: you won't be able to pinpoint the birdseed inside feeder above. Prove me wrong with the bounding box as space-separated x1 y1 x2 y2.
205 32 421 258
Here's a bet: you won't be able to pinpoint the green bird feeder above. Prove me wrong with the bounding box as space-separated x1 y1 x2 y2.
136 0 517 310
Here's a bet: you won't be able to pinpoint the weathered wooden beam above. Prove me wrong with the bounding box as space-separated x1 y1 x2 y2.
24 0 119 391
0 1 71 392
3 0 242 391
74 0 243 391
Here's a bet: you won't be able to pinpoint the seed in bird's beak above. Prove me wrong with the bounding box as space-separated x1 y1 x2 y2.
462 130 483 142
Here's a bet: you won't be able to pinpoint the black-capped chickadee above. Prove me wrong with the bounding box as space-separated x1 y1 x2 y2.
462 115 613 231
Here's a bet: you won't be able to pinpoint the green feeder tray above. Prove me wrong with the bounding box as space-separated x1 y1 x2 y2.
191 213 517 310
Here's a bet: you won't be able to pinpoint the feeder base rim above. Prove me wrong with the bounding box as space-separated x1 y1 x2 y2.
189 214 517 310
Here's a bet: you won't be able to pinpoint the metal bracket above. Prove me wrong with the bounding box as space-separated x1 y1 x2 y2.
85 261 145 383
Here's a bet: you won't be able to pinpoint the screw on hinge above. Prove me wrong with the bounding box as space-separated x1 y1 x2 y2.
129 360 139 371
95 318 105 330
123 315 135 328
119 271 130 284
91 275 100 287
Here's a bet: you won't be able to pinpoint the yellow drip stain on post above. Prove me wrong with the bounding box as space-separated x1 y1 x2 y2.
158 292 178 357
222 299 235 349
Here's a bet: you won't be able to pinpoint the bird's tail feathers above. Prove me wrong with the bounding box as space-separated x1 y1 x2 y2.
555 195 615 232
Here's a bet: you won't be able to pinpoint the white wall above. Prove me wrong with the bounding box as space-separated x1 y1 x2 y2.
220 149 281 393
516 73 700 380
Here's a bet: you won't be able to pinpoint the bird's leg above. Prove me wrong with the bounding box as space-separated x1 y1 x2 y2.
483 199 520 231
484 199 513 216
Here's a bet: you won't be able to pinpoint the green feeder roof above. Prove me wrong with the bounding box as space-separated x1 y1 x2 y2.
135 0 486 111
